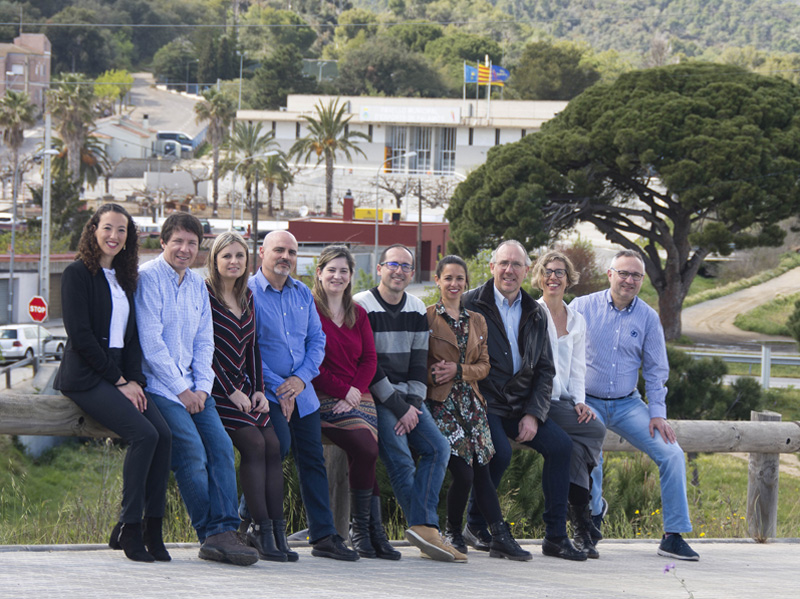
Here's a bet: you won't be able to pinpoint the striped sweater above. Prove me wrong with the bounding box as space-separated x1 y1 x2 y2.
354 287 429 419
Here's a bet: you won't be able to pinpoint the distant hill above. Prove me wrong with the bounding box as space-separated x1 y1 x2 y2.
356 0 800 56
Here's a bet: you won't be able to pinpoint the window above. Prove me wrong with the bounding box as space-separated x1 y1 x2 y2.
435 127 457 174
295 122 301 139
272 121 276 134
521 129 527 138
368 124 373 139
468 128 474 146
410 126 432 174
495 128 501 146
385 126 408 172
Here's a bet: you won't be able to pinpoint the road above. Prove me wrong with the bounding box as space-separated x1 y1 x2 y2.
681 267 800 351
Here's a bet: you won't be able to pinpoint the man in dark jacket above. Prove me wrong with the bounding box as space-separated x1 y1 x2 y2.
462 240 585 561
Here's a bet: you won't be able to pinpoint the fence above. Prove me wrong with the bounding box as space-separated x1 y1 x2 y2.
0 392 798 542
687 342 800 388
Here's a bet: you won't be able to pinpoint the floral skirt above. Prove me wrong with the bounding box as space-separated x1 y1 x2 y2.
318 392 378 443
427 383 494 466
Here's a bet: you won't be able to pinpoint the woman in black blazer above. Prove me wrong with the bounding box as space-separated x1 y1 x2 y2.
54 204 171 563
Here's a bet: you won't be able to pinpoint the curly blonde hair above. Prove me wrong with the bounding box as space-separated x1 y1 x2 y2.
532 250 580 291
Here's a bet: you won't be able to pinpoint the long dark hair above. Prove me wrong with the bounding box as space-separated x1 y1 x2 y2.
313 245 358 328
205 231 251 315
76 203 139 294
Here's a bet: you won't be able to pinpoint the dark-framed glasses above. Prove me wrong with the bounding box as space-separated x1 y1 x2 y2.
381 261 414 273
544 268 567 279
610 268 644 281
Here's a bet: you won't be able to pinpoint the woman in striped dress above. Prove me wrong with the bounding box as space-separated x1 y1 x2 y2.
205 232 291 562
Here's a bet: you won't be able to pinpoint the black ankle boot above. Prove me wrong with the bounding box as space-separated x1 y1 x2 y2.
143 517 171 562
488 521 532 561
368 495 401 560
247 520 287 562
272 518 299 562
108 521 122 550
118 522 155 562
350 489 376 558
569 504 599 559
444 520 468 555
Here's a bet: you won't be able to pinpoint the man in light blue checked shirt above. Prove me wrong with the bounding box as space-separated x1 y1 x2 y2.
570 249 699 561
136 213 258 566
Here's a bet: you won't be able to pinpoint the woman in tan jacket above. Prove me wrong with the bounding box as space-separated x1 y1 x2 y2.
426 255 531 562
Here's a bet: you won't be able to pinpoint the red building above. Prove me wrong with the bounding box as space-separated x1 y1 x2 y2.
288 194 449 280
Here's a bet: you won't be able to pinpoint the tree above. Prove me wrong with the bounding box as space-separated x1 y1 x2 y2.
47 74 96 184
240 5 317 57
95 69 135 114
387 21 443 53
290 98 370 217
252 45 317 110
152 38 197 87
0 90 36 218
508 41 600 100
51 135 111 190
261 154 293 218
222 121 278 215
195 88 236 216
447 63 800 340
45 7 113 75
337 37 446 97
28 171 85 250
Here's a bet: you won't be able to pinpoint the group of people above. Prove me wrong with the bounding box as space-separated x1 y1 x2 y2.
55 203 700 566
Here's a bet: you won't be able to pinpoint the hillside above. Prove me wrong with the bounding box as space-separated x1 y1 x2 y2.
357 0 800 56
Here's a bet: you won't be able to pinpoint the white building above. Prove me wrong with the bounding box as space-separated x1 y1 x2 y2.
93 115 156 163
237 95 568 215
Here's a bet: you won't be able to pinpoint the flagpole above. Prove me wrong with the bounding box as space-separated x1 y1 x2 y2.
486 56 491 122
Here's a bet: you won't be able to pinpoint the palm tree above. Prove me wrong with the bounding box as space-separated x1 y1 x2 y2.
0 90 36 209
290 98 370 217
47 74 96 183
51 135 111 190
222 121 277 212
262 153 293 217
195 88 236 216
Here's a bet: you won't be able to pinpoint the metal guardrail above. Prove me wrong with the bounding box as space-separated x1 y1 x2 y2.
0 356 39 389
686 342 800 388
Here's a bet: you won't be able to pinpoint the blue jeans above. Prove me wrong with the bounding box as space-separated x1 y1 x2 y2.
467 412 572 539
587 391 692 533
376 402 450 528
149 393 239 542
268 404 338 543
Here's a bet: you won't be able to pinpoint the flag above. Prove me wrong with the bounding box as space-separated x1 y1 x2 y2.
477 64 491 83
491 65 510 84
464 64 478 83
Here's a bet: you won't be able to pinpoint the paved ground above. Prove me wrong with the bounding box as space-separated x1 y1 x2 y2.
681 267 800 350
0 540 797 599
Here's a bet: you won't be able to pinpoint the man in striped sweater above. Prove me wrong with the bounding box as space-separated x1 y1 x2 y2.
354 244 460 563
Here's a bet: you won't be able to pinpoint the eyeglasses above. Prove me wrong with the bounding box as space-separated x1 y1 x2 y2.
610 268 644 282
381 261 414 273
496 260 526 271
543 268 567 279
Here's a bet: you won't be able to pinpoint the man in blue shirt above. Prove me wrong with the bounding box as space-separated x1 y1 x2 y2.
571 249 699 561
136 213 258 566
249 230 358 561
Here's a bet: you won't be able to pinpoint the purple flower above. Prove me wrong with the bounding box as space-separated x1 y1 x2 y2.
663 563 676 573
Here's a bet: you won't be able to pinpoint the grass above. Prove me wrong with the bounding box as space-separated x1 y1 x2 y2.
635 252 800 311
733 292 800 336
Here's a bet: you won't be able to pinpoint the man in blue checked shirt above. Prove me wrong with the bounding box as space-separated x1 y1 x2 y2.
136 213 258 566
570 249 699 561
248 230 358 561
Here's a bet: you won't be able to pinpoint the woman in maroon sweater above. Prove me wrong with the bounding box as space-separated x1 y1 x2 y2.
312 245 399 560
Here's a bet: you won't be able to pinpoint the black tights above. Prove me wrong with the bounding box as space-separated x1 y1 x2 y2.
446 455 502 526
230 425 283 523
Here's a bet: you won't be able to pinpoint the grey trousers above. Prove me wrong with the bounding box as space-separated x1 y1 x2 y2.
546 399 607 490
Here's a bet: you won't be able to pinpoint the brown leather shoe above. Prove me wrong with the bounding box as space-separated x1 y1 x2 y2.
199 530 259 566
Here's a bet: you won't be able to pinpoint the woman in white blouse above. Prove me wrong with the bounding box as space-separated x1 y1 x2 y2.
533 250 607 559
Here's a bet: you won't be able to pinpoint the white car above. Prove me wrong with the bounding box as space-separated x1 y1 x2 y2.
0 324 65 363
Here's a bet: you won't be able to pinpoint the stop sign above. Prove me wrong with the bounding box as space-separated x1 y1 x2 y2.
28 296 48 323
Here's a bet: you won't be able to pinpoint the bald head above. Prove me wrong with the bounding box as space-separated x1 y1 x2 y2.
259 230 298 288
